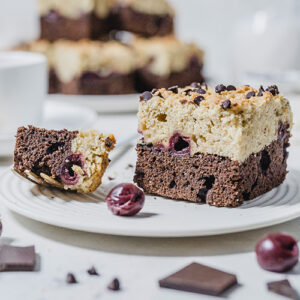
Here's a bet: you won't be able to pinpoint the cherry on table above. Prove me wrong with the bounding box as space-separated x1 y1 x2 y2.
255 233 299 272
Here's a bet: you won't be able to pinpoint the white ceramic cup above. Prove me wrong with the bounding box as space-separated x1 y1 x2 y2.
0 51 47 136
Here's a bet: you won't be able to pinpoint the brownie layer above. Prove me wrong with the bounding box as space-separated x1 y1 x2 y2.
40 11 91 41
114 7 173 37
48 69 59 94
14 126 78 181
91 14 111 39
60 71 136 95
135 58 204 91
134 126 290 207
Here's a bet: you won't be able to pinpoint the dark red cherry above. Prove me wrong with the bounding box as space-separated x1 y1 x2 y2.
106 183 145 216
255 233 299 272
169 133 190 154
60 153 85 185
45 10 60 23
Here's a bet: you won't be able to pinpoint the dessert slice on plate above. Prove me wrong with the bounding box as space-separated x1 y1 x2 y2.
134 84 293 207
14 126 115 193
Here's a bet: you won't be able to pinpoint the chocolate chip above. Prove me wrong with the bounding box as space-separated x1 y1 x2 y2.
66 273 77 284
257 85 265 97
105 137 114 149
140 91 153 101
201 82 208 89
108 278 120 291
190 82 200 88
168 85 178 93
151 88 158 94
157 92 163 98
266 85 279 96
180 100 187 104
194 88 206 94
215 84 227 94
226 85 236 91
221 99 231 109
246 91 256 99
194 96 204 105
87 266 99 276
183 88 192 95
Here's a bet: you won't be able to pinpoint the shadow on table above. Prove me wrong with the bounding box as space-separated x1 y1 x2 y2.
10 211 300 257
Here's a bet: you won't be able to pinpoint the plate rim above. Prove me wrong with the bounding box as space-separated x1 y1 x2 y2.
1 167 300 237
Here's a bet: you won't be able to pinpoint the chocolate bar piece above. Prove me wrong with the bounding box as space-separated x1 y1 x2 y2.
267 280 299 300
0 245 36 271
159 262 237 296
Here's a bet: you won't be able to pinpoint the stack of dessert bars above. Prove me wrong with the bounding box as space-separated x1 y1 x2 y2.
14 0 205 95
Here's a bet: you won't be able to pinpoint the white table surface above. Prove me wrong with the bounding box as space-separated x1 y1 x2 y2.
0 112 300 300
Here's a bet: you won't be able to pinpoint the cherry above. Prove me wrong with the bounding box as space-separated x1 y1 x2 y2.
255 233 299 272
169 133 190 155
45 10 60 23
106 183 145 216
60 153 85 185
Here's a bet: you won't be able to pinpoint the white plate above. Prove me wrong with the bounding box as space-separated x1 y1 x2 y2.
47 93 139 113
1 146 300 237
0 100 98 157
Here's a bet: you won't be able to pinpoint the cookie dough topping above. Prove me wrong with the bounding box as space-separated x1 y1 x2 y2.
137 83 292 162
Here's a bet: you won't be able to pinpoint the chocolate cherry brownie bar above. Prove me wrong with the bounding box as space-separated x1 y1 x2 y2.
134 84 292 207
38 0 94 41
133 36 204 91
14 126 115 193
51 40 137 94
113 0 174 37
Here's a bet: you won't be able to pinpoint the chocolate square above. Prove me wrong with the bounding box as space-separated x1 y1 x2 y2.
159 262 237 296
0 245 36 271
267 280 298 300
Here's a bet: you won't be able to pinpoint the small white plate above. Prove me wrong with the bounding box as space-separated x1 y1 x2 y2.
1 146 300 237
47 93 139 113
0 100 98 157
